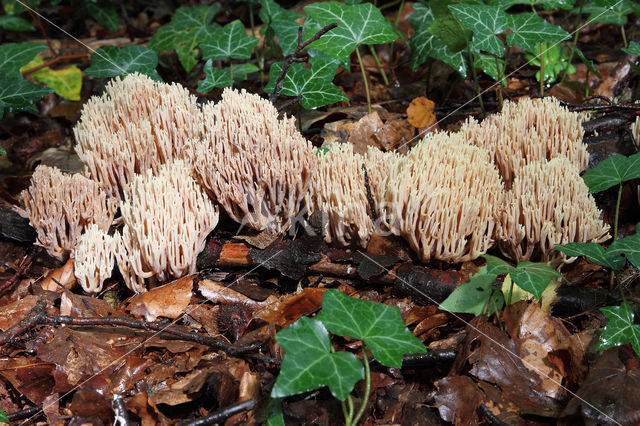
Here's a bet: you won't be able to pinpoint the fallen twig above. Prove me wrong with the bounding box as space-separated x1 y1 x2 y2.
0 251 33 296
180 398 258 426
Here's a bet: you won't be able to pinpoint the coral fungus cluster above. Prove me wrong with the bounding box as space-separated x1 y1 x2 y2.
17 73 610 294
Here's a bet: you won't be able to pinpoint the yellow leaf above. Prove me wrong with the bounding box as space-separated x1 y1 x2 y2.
20 53 83 101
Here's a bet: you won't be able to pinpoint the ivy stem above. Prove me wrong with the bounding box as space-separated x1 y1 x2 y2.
539 42 545 95
388 0 406 68
610 183 623 288
621 26 628 48
352 345 371 426
248 0 256 37
561 0 584 83
495 56 503 109
368 45 389 86
355 47 373 114
467 47 485 117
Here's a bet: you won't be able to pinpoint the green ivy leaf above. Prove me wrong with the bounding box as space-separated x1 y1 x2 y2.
582 152 640 193
439 266 504 316
271 20 300 56
258 0 302 24
449 4 508 57
0 407 7 423
265 56 347 109
596 303 640 357
0 15 35 31
608 229 640 269
272 316 364 401
555 242 626 270
622 41 640 57
317 289 426 368
407 3 467 76
201 20 259 61
583 0 633 26
264 398 285 426
0 42 47 79
506 13 570 53
86 2 119 31
199 62 233 91
475 52 506 84
85 45 160 80
484 254 512 275
0 78 51 118
428 15 471 53
148 5 221 72
303 2 397 58
571 45 601 77
509 261 563 300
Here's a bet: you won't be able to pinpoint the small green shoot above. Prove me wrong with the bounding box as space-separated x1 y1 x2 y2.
271 289 425 425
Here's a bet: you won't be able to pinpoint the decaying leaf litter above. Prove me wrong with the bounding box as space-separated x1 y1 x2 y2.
0 0 639 424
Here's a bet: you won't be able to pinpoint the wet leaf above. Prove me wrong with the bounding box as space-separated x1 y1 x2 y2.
506 13 570 53
582 152 640 193
439 266 503 316
596 303 640 357
271 20 301 56
622 41 640 56
449 4 508 57
22 54 82 101
608 229 640 268
272 316 364 400
0 42 47 78
483 255 562 301
303 2 397 58
127 275 193 322
317 289 426 367
201 20 259 61
86 45 160 80
148 5 221 72
555 242 626 270
0 78 50 118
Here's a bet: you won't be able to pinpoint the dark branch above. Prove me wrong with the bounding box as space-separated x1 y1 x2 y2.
180 398 258 426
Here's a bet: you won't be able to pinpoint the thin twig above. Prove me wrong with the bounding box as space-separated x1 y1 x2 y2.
0 251 33 296
269 23 338 104
22 53 89 76
180 398 258 426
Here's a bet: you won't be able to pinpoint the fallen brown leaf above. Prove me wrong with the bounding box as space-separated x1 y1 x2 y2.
407 97 436 129
126 275 194 322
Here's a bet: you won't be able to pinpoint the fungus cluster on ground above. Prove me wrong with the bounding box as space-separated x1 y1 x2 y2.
16 73 610 294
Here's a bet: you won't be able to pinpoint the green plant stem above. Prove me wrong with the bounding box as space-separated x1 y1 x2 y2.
341 400 349 424
352 346 371 426
345 395 355 426
621 26 628 48
561 0 584 83
368 45 389 86
495 56 503 109
610 183 623 288
467 47 485 117
248 0 256 37
539 42 545 95
355 47 373 114
388 0 406 69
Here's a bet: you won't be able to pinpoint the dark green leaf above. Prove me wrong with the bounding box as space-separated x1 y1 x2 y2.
0 42 47 79
608 229 640 269
449 4 508 56
258 0 302 24
0 407 7 423
475 52 506 83
148 5 221 72
506 13 570 53
428 15 471 53
317 289 426 368
198 61 234 91
272 316 363 401
230 63 260 81
439 266 503 316
582 152 640 193
303 2 397 58
0 78 51 118
201 20 259 61
265 56 347 109
271 19 300 56
622 41 640 57
0 15 35 31
555 242 625 270
583 1 633 26
484 254 512 275
86 2 119 31
571 45 601 77
85 45 160 80
509 261 563 300
596 303 640 357
407 3 467 76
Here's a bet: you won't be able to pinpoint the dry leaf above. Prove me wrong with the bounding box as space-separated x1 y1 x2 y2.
40 258 75 292
407 97 436 129
126 275 194 322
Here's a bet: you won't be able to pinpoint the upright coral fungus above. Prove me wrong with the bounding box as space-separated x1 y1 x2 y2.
460 97 588 186
305 143 374 247
74 73 203 198
497 156 610 261
366 133 505 263
187 88 316 233
16 165 118 260
115 160 219 293
73 224 116 293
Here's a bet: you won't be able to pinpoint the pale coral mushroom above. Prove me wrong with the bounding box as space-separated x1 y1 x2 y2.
305 143 374 247
16 165 118 260
497 156 610 261
366 132 505 263
73 224 116 293
187 88 316 233
460 97 588 186
114 160 219 293
74 73 203 198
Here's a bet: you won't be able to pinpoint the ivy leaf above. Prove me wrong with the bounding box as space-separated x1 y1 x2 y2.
555 242 625 270
596 303 640 357
148 5 221 72
271 316 363 401
0 42 47 79
0 407 7 423
198 61 260 92
407 3 467 76
86 2 119 31
484 254 512 275
506 13 570 53
86 45 160 80
303 2 397 58
271 20 301 56
258 0 302 24
0 15 35 31
623 41 640 57
428 15 471 53
582 152 640 193
449 4 508 57
571 46 601 77
0 78 51 118
265 56 347 109
439 266 504 316
608 230 640 269
29 63 82 101
201 20 259 61
583 0 633 26
264 398 285 426
317 289 426 368
475 52 506 84
509 261 562 300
